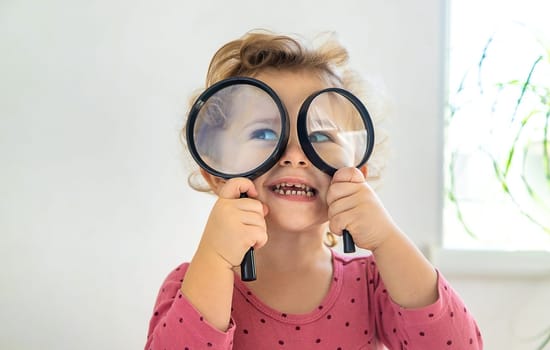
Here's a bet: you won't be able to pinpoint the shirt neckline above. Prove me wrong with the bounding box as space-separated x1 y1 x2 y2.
233 249 344 324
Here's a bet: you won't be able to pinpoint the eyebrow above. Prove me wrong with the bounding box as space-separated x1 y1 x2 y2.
309 116 338 130
242 115 281 129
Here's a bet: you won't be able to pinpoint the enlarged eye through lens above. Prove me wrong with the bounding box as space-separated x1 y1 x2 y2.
308 131 334 143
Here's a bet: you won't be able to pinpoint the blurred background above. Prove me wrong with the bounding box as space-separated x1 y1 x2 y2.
1 0 549 349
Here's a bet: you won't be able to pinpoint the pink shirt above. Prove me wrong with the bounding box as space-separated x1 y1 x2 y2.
145 251 483 349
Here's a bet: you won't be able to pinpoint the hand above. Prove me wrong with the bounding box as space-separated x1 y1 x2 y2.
197 177 269 270
326 167 399 252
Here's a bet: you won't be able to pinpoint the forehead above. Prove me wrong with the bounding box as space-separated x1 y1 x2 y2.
253 69 330 110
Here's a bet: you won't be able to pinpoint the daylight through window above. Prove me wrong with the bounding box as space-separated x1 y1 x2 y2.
444 0 550 251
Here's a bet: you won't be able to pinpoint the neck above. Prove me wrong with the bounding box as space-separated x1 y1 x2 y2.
254 226 332 273
237 227 335 315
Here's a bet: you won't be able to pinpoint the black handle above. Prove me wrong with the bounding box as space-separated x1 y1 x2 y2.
342 229 356 253
240 248 256 281
239 192 257 281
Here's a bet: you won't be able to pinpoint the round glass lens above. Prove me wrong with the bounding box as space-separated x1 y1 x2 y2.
191 83 284 176
304 91 371 169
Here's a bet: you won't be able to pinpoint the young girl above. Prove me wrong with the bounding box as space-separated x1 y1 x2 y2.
145 30 483 349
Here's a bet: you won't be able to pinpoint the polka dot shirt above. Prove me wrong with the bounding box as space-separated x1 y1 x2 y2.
145 251 483 349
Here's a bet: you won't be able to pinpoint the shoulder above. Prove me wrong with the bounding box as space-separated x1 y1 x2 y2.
159 262 191 286
331 249 379 282
332 249 375 268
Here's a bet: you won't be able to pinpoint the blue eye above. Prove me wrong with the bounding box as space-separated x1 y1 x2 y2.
250 128 278 141
308 131 332 143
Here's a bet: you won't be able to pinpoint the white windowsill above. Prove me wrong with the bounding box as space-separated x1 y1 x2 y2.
427 247 550 279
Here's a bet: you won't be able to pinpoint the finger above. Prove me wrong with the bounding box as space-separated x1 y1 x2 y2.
239 209 268 228
246 225 269 250
328 206 366 236
331 167 366 184
237 217 268 250
327 193 358 219
231 197 265 214
327 181 358 203
328 215 346 237
218 177 258 199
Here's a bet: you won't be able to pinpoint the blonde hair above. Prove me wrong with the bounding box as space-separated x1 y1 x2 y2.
181 29 388 192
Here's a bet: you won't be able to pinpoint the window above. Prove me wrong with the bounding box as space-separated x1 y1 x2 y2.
444 0 550 252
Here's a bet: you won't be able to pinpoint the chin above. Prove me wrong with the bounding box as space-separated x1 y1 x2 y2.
265 214 327 234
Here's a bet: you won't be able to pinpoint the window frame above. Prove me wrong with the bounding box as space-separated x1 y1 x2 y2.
436 0 550 278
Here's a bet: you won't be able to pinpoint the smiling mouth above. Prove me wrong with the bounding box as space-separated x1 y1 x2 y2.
271 183 317 197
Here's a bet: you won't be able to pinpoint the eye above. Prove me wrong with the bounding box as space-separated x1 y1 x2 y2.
250 128 278 141
308 131 332 143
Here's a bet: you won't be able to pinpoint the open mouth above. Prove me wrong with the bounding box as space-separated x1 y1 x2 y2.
271 182 317 197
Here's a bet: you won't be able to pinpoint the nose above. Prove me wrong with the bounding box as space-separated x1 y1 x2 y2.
279 136 308 167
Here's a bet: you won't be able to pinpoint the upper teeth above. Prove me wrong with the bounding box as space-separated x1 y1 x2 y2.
273 183 314 196
274 183 311 190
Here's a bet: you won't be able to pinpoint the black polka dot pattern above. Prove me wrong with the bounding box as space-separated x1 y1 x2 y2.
144 254 483 350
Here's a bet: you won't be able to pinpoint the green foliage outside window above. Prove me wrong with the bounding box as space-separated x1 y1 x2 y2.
445 23 550 249
445 21 550 350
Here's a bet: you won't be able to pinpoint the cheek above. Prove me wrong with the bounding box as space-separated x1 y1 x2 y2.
316 187 329 206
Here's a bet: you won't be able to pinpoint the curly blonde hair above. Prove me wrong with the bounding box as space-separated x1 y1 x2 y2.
181 29 388 193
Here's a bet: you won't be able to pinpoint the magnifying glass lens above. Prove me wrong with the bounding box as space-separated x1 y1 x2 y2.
305 91 370 170
192 84 283 176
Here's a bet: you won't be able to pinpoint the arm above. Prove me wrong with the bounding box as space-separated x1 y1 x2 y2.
145 177 268 349
327 167 437 308
180 248 235 331
371 227 438 308
369 260 483 349
328 167 482 349
144 264 236 350
180 177 268 331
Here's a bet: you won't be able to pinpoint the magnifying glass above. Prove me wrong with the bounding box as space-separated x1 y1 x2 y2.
297 88 375 253
186 77 290 281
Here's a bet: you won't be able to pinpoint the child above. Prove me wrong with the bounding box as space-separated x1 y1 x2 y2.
145 30 483 349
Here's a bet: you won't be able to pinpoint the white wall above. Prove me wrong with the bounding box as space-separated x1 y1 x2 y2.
1 0 549 349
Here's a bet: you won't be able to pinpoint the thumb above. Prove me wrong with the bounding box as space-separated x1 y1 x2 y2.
331 167 366 184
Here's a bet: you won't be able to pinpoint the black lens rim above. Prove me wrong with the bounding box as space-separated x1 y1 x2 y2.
296 88 375 177
186 76 290 180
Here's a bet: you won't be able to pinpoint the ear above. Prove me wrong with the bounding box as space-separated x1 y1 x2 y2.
200 168 226 194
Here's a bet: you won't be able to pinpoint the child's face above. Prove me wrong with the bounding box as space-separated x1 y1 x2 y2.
250 69 334 233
